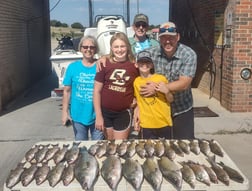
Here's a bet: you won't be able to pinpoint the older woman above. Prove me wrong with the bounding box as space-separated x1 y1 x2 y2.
62 35 104 140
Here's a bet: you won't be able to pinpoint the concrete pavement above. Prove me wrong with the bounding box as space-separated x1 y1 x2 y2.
0 74 251 190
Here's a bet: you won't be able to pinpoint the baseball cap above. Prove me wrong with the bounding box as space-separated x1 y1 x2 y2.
159 21 177 37
133 13 149 25
136 50 153 63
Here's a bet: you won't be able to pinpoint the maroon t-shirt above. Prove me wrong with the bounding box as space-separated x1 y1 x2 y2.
95 59 139 112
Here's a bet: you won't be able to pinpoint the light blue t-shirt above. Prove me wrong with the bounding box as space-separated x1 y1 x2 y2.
63 60 96 125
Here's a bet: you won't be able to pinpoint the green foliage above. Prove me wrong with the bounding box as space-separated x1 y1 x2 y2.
71 22 84 29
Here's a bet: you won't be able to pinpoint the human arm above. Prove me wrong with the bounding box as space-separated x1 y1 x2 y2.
155 82 174 103
62 86 72 126
140 75 193 97
96 55 109 72
93 80 104 131
133 105 140 132
166 76 193 92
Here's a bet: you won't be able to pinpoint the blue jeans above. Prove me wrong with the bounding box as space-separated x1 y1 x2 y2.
72 121 104 140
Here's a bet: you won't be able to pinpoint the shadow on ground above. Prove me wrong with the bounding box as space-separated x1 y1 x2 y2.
0 73 59 116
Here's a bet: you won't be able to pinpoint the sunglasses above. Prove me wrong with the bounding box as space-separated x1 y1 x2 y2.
135 22 148 28
159 27 177 33
81 46 96 50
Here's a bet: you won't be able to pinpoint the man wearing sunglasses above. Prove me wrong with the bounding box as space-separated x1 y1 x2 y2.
140 21 197 139
128 13 159 54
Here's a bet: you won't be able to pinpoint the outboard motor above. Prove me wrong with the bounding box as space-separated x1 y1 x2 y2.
55 35 74 51
96 15 127 56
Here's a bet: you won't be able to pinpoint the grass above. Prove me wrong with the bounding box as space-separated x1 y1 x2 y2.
50 26 83 40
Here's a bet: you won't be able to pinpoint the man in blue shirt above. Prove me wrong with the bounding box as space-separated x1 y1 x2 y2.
128 13 159 54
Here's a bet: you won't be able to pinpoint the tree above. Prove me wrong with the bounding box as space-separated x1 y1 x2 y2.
71 22 84 29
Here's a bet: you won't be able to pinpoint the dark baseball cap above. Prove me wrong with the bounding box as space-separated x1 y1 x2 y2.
133 13 149 25
136 50 153 63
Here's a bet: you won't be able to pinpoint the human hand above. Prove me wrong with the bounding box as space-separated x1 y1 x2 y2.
140 81 157 97
62 112 71 126
155 82 169 94
95 116 104 131
96 56 107 72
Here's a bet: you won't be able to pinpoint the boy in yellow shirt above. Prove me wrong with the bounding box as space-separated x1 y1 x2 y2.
133 50 173 139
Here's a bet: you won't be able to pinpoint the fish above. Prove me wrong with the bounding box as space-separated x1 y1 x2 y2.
74 146 99 190
186 160 211 186
189 139 201 155
35 144 50 163
25 145 40 162
65 142 80 164
142 158 163 191
47 161 65 187
101 155 122 191
144 139 155 158
106 140 117 155
135 140 146 158
88 142 101 156
116 139 128 157
126 140 137 158
198 139 211 156
218 161 244 183
154 139 165 157
170 140 184 157
20 164 38 186
62 163 75 186
53 144 69 164
157 156 182 190
122 158 143 191
208 139 224 157
179 161 196 189
207 156 230 186
162 139 176 161
44 144 60 161
96 140 108 158
202 164 218 184
177 140 190 154
34 161 50 185
6 162 25 188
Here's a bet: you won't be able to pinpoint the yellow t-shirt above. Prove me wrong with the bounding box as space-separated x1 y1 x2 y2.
133 74 173 128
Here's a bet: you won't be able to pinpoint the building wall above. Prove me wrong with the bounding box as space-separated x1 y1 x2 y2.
170 0 252 112
0 0 51 112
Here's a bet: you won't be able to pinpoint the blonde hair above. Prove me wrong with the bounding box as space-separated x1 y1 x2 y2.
78 35 99 54
109 32 135 63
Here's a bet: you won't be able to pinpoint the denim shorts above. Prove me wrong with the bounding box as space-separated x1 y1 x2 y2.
72 121 104 141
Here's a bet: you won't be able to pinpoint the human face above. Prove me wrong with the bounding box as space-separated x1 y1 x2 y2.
80 39 96 59
159 34 180 57
111 39 128 62
133 21 148 38
137 61 153 76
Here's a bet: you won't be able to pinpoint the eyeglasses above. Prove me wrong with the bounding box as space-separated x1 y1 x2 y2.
81 46 96 50
135 22 148 28
159 27 177 34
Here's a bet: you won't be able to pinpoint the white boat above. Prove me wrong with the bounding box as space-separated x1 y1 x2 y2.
50 36 83 98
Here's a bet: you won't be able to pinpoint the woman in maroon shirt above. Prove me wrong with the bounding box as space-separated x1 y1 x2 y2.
93 32 138 140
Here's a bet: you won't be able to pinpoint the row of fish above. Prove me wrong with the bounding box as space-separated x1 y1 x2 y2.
87 138 224 160
6 139 244 190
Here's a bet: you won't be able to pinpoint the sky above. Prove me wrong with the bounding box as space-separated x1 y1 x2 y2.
49 0 170 27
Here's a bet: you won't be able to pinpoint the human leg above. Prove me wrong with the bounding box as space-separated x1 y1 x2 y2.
172 108 194 139
72 121 89 140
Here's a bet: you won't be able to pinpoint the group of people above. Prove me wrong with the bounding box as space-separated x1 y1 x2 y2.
61 13 197 141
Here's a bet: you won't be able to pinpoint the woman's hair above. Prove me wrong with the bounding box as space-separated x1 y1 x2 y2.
78 35 99 54
109 32 135 63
